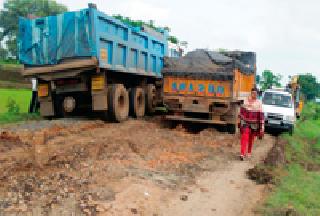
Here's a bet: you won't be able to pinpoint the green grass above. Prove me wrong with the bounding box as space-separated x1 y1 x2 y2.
0 88 41 124
0 112 41 125
264 165 320 215
0 88 32 113
262 103 320 215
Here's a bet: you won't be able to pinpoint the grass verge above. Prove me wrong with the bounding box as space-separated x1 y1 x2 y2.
0 88 31 113
0 88 42 125
0 113 41 125
259 103 320 216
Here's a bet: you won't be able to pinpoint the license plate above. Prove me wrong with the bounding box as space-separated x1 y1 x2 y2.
268 120 280 125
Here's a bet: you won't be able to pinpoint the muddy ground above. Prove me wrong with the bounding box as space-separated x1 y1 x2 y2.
0 117 275 216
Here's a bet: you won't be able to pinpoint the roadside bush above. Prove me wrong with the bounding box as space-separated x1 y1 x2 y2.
6 97 20 114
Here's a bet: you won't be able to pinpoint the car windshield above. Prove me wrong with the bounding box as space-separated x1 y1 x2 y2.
262 92 293 108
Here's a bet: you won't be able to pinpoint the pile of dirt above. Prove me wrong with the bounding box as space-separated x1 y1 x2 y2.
163 49 233 73
247 137 286 184
0 119 238 214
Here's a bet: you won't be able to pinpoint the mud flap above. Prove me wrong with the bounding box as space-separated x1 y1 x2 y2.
92 91 108 111
40 99 54 117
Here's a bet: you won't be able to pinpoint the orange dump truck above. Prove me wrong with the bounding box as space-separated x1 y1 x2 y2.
162 50 256 133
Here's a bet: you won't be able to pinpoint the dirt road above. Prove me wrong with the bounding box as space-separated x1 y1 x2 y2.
0 118 274 215
159 135 274 216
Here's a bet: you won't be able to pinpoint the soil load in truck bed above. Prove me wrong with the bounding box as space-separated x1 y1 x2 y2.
162 49 255 79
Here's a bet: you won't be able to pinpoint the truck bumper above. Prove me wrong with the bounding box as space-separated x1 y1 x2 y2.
165 115 226 124
164 95 239 125
22 58 98 78
265 121 293 132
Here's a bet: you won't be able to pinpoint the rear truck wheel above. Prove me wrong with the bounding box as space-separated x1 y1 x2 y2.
54 96 77 118
146 84 156 114
108 84 129 122
130 87 145 118
63 96 76 114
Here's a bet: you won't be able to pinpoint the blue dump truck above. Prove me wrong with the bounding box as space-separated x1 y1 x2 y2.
18 4 168 122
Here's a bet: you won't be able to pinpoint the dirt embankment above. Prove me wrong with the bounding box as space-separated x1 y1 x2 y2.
247 137 286 184
0 66 30 89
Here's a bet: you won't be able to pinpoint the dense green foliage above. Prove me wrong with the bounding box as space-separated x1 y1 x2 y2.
298 73 320 100
112 14 179 44
168 35 179 44
259 70 282 90
262 103 320 215
0 0 68 58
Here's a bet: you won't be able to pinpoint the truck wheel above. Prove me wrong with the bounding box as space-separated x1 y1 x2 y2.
108 84 129 122
130 87 145 118
146 84 156 114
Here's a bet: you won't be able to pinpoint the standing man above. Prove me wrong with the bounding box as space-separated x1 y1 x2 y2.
29 78 39 113
239 87 264 160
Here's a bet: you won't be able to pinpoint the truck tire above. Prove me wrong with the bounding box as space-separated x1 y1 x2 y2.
108 84 129 122
146 84 156 114
130 87 145 118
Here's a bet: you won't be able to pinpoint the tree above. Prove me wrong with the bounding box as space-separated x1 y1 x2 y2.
256 74 261 84
259 69 282 90
0 0 68 58
298 73 319 100
112 14 179 45
168 36 179 44
0 45 8 60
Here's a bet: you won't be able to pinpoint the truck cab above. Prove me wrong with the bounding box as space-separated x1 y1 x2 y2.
262 89 295 134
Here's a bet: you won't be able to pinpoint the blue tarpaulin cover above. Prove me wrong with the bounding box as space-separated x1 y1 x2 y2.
18 9 93 66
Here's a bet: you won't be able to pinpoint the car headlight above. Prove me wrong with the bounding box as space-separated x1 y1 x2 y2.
284 115 295 122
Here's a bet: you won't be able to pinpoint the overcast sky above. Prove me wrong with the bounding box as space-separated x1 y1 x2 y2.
1 0 319 83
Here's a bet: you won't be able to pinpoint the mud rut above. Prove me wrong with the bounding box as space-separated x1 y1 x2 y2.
0 118 275 216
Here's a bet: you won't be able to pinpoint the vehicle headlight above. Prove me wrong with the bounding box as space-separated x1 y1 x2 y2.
284 115 295 122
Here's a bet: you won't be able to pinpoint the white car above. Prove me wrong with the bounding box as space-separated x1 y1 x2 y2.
262 89 295 134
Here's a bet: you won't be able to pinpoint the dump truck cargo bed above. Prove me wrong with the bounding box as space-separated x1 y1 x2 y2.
18 6 168 78
162 49 256 133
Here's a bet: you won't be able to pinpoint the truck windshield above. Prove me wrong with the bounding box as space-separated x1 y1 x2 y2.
262 92 293 108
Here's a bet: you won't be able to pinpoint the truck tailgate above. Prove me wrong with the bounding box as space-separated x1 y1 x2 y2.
163 76 232 98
